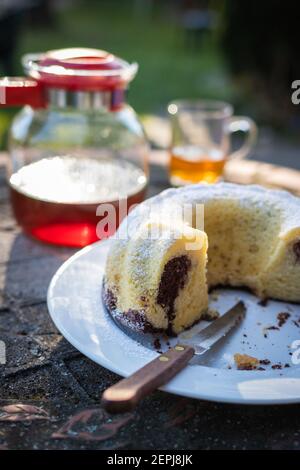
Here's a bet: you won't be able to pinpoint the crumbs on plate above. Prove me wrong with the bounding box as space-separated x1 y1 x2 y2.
201 307 220 321
234 353 259 370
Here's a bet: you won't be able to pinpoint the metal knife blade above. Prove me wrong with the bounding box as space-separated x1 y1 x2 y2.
179 300 246 355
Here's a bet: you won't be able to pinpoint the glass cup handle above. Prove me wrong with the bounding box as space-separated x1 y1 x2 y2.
228 116 258 160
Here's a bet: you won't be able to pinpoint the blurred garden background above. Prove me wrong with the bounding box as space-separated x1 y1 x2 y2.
1 0 300 150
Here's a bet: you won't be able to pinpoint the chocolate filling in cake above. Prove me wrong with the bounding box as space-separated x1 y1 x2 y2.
293 240 300 263
103 283 158 333
103 256 192 335
104 286 117 311
157 255 192 332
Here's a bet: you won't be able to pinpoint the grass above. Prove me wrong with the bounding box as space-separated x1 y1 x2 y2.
0 0 237 149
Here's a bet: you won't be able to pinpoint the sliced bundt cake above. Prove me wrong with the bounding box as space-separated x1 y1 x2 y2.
103 183 300 335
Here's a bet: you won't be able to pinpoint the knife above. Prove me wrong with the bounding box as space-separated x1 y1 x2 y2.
102 301 246 413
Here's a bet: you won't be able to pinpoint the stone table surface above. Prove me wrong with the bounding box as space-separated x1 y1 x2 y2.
1 136 300 450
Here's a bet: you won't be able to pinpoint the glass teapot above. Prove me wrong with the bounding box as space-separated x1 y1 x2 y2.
0 48 149 247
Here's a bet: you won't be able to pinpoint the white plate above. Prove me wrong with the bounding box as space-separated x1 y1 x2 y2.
47 240 300 405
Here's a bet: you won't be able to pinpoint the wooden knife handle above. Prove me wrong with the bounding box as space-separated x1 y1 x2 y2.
101 344 195 414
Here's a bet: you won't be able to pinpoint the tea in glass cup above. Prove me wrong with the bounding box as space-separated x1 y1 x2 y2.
168 100 257 185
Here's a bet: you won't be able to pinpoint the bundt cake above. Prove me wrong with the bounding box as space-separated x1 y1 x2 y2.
103 183 300 335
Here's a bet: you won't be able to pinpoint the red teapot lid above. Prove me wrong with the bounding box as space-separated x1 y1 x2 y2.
0 48 137 108
23 47 138 91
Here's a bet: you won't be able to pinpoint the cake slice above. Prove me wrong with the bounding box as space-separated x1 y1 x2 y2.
103 221 208 335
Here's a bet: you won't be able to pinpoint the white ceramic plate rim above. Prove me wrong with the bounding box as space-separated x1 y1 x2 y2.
47 240 300 405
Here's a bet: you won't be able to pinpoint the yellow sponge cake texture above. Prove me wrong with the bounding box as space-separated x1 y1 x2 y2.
104 183 300 335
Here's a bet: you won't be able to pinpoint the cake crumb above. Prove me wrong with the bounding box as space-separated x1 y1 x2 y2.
210 292 219 301
234 353 259 370
277 312 290 327
272 364 283 370
258 298 269 307
201 308 220 321
260 358 271 365
266 325 280 331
